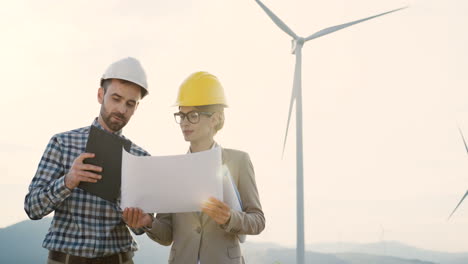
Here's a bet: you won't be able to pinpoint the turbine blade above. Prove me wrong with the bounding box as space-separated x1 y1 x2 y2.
282 49 302 157
448 190 468 220
282 85 296 157
305 6 408 41
254 0 298 39
458 125 468 154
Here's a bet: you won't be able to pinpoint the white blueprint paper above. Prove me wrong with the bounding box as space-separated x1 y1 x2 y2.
222 165 242 212
222 165 246 243
121 147 223 213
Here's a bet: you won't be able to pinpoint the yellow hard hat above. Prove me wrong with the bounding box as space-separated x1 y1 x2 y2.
174 71 228 107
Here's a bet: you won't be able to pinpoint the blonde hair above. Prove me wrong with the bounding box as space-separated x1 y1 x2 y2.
194 104 225 132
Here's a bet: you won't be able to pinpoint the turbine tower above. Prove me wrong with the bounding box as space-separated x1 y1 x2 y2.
253 1 407 263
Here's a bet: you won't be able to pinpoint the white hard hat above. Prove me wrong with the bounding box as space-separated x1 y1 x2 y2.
101 57 149 97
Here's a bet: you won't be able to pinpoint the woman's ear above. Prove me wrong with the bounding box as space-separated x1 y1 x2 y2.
211 112 220 129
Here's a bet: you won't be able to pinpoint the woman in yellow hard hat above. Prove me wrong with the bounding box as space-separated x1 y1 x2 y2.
126 71 265 263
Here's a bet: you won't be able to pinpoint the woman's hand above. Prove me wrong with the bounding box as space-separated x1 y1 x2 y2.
122 207 153 229
202 197 231 225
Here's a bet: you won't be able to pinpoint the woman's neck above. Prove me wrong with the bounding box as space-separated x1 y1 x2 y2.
190 138 215 153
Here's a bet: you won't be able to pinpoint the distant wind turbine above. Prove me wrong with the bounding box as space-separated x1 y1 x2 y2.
448 126 468 220
380 225 387 256
253 1 407 263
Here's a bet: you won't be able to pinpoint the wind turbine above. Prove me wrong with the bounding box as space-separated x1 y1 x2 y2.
448 126 468 220
379 225 387 256
253 1 407 263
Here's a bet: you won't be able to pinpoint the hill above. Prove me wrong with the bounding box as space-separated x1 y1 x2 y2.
1 218 462 264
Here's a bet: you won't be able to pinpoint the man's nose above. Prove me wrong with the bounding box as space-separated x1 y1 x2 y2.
117 103 127 114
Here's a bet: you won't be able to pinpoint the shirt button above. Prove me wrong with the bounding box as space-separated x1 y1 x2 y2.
196 227 202 234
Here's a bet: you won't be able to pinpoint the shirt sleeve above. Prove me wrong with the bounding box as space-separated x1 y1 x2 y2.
24 135 72 220
129 213 155 235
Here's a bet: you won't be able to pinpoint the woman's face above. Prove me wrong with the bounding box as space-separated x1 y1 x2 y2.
178 106 216 143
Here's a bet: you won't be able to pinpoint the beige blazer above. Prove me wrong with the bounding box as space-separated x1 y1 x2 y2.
145 148 265 264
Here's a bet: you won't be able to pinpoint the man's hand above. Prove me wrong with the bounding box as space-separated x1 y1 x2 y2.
202 197 231 225
64 153 102 190
123 207 153 229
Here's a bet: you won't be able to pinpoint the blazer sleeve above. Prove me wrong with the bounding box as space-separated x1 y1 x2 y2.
221 152 265 235
145 213 174 246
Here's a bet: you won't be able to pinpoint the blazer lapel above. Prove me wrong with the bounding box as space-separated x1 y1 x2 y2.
201 212 209 227
192 211 202 223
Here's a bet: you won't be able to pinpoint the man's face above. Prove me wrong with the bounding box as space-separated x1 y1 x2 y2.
98 79 142 132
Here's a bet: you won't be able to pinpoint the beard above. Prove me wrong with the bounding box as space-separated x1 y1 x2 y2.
100 105 129 132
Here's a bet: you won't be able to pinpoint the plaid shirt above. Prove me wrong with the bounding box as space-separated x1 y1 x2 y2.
24 119 150 257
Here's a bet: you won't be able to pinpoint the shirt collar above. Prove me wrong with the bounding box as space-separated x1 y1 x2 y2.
188 142 219 154
92 118 123 136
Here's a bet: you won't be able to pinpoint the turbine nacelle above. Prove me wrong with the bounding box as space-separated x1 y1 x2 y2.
291 37 305 54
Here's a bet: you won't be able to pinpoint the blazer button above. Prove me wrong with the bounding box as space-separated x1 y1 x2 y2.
196 227 202 234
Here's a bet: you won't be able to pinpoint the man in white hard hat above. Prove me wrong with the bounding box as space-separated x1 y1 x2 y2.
24 57 150 264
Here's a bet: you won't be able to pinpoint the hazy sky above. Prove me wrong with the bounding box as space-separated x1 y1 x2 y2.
1 0 468 253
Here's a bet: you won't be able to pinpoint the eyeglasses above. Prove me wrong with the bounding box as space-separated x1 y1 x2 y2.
174 111 214 124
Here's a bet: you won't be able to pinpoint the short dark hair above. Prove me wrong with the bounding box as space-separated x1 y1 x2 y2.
101 79 148 98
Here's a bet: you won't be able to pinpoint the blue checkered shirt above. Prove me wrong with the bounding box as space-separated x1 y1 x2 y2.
24 119 150 257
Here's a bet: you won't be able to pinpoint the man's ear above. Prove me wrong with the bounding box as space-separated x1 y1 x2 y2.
98 87 104 105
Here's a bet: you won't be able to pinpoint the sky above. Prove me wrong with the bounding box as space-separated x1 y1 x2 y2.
1 0 468 253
